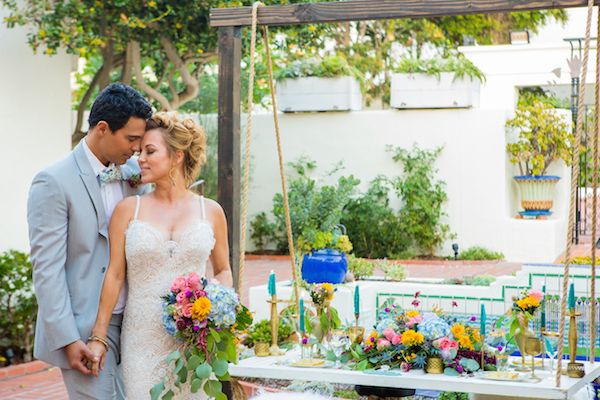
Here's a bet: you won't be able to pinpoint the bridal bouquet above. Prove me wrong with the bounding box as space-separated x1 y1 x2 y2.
151 273 252 400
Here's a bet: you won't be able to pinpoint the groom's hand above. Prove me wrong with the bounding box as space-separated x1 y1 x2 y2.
65 340 97 375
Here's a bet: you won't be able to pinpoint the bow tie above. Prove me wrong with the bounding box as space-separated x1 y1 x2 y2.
98 165 123 185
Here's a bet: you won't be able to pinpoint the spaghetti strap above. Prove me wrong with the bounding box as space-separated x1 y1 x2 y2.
134 195 141 220
200 195 206 220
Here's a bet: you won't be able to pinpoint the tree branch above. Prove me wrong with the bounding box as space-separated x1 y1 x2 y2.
71 65 104 147
121 42 134 84
159 36 199 108
131 40 173 110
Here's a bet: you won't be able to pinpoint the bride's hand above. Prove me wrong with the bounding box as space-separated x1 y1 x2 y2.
86 340 107 377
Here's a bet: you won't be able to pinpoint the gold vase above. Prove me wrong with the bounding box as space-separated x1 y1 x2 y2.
347 326 365 345
425 357 444 374
254 342 270 357
514 317 534 371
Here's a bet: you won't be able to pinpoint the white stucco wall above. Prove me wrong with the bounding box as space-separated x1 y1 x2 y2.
244 109 570 263
0 11 72 252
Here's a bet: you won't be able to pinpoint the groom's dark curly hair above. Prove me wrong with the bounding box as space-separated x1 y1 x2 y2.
88 82 153 133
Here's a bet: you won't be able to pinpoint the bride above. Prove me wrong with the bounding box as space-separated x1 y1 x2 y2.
88 112 232 398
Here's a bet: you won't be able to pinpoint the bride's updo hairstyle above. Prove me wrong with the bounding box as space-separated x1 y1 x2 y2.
146 112 207 187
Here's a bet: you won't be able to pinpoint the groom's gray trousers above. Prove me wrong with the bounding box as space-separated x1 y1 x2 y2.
61 314 125 400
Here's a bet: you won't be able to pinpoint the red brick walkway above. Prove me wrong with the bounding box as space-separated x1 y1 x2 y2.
0 257 521 399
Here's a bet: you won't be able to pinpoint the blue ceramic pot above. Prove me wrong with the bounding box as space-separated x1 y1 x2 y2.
301 249 348 284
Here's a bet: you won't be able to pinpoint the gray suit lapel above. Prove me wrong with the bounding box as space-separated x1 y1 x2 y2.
73 142 108 239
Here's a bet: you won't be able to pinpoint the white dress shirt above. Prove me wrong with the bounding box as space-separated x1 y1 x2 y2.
82 138 127 314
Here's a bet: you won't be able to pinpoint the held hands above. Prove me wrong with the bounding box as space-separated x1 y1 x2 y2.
64 340 99 376
86 336 109 377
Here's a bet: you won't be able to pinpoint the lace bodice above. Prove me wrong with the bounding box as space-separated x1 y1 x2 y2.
121 195 214 399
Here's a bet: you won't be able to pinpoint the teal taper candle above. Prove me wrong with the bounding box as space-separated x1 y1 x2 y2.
299 298 305 333
354 285 360 316
568 281 575 311
480 304 486 336
268 270 276 296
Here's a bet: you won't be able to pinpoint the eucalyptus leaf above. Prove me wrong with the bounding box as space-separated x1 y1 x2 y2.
444 367 460 376
212 359 229 378
187 355 202 371
210 328 221 343
162 390 174 400
204 379 223 397
150 380 165 400
174 358 184 374
190 378 202 393
177 366 188 384
459 358 480 372
195 363 212 379
166 350 181 364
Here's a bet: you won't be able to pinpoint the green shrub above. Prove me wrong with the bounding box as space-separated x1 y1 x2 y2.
253 157 360 253
443 275 497 286
275 55 364 86
395 55 485 82
347 255 375 280
458 246 504 261
379 261 408 281
389 145 453 256
0 250 37 363
249 212 277 253
341 177 409 259
439 392 469 400
245 319 293 347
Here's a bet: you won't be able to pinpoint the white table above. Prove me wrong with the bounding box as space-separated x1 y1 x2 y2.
230 353 600 399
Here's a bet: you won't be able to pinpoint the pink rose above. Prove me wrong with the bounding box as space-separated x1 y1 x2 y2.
176 291 189 305
383 328 395 341
188 273 202 291
529 289 544 302
171 276 187 293
437 337 451 350
391 334 402 345
401 362 411 372
406 315 423 328
376 339 391 350
182 303 193 318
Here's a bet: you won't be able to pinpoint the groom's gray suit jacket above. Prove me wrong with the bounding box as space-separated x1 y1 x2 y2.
27 142 141 369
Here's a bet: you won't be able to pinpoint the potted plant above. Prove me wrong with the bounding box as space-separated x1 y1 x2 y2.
390 55 484 109
245 319 293 357
298 227 353 284
275 55 364 112
506 99 573 217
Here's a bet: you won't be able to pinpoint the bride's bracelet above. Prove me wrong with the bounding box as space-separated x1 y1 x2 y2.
88 335 110 352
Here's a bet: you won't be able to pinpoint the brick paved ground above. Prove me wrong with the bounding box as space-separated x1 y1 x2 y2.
0 256 522 399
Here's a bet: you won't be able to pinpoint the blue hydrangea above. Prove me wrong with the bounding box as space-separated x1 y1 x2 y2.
205 284 239 328
418 313 450 340
162 303 177 336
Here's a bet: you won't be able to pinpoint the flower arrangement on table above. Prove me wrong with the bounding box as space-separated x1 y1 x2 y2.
506 288 544 336
306 283 341 354
349 298 495 375
151 272 252 400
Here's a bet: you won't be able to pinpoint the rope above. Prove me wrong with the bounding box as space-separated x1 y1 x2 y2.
239 2 301 310
237 1 262 297
556 0 595 386
591 5 600 366
261 24 301 312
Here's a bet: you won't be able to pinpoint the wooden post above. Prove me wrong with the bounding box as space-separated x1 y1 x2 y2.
217 26 242 291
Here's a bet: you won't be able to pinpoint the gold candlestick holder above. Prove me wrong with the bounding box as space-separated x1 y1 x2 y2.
567 310 585 378
267 295 285 356
481 334 485 370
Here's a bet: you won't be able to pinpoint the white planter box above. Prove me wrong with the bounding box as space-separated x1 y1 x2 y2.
390 72 480 109
276 76 362 112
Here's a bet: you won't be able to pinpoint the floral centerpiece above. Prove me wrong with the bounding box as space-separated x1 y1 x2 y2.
349 298 494 375
505 288 544 365
151 273 252 400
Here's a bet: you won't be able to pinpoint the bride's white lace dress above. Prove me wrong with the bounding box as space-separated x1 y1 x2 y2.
121 195 215 399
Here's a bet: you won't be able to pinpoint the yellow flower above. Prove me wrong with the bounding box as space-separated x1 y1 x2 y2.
458 335 474 350
517 295 540 310
148 0 157 6
406 310 420 319
307 25 316 32
322 283 334 300
451 323 465 338
39 29 46 39
472 329 481 342
191 297 211 321
176 22 183 29
401 329 424 347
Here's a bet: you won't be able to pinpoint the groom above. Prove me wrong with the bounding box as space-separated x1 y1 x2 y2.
27 83 152 399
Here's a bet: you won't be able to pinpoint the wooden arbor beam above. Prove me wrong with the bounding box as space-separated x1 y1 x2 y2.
210 0 600 27
217 26 242 291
